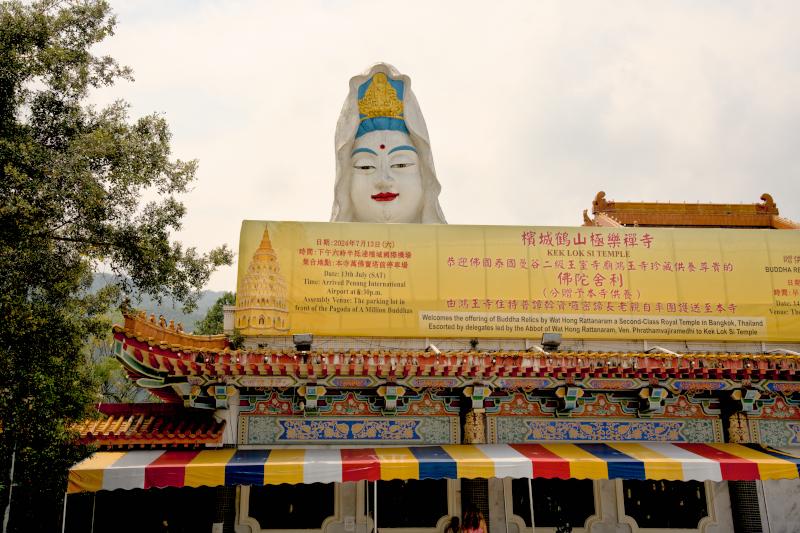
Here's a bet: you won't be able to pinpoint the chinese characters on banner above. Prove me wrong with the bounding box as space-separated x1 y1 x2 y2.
235 221 800 341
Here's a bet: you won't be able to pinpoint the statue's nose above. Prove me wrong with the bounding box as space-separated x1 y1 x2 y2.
376 169 394 188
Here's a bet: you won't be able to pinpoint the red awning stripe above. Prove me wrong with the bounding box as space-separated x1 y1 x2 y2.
341 448 381 482
144 450 201 489
509 444 571 479
675 443 759 480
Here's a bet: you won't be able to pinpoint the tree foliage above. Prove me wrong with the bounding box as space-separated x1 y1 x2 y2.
194 291 236 335
0 1 232 530
89 330 144 404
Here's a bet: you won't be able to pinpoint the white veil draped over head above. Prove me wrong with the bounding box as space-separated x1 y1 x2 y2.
330 63 446 224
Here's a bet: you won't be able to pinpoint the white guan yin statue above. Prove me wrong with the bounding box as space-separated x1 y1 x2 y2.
330 63 446 224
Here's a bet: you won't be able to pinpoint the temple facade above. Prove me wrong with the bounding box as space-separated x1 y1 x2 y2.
66 193 800 533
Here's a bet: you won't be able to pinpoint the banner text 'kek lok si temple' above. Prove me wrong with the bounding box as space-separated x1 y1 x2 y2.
234 221 800 342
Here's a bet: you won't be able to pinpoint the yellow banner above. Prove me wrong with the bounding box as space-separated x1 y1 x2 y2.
234 221 800 341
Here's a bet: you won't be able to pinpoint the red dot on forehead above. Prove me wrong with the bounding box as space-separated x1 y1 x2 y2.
379 144 386 150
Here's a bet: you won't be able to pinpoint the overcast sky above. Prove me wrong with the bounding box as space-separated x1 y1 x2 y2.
90 1 800 291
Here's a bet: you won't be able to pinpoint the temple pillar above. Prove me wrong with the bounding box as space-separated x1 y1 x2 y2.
462 408 487 444
214 389 240 446
727 412 753 444
462 408 492 529
214 389 240 532
725 411 766 533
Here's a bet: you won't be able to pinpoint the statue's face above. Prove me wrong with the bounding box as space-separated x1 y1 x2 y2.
349 130 423 223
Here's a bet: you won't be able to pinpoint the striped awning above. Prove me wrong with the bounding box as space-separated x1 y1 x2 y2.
68 443 800 493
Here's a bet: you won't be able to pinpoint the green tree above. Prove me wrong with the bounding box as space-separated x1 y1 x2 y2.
194 291 236 335
89 331 143 404
0 1 233 530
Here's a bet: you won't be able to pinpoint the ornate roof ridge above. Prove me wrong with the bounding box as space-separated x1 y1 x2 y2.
112 326 800 360
113 325 800 388
118 310 228 351
75 403 225 449
587 191 799 229
95 402 200 416
593 191 782 213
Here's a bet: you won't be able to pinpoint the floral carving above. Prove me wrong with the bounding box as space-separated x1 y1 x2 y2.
752 396 800 419
280 419 421 441
582 395 629 417
407 395 450 416
756 420 800 446
663 395 718 418
526 420 686 441
496 392 546 416
492 418 719 443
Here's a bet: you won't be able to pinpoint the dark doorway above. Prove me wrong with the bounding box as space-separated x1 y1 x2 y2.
511 478 595 530
65 487 216 533
367 479 449 528
622 480 708 529
249 483 335 530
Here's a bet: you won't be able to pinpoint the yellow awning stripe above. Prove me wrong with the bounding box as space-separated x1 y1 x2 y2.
542 443 608 479
610 443 684 480
264 448 307 485
68 451 127 493
375 447 418 480
184 449 238 488
442 444 495 479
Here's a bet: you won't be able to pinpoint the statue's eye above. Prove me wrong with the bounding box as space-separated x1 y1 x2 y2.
355 165 375 170
390 163 415 169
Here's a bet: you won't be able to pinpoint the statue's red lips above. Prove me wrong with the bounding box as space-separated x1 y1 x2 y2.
371 192 399 201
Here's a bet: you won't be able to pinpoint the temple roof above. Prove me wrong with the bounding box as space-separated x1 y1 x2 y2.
112 312 800 407
583 192 800 229
76 403 225 449
117 332 800 382
120 310 228 351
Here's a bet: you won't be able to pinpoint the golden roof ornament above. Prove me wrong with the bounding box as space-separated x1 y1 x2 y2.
358 72 404 120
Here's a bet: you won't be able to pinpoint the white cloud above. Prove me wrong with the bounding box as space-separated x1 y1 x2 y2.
91 0 800 290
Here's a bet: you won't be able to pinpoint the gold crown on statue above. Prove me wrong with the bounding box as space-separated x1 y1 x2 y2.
358 73 404 120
